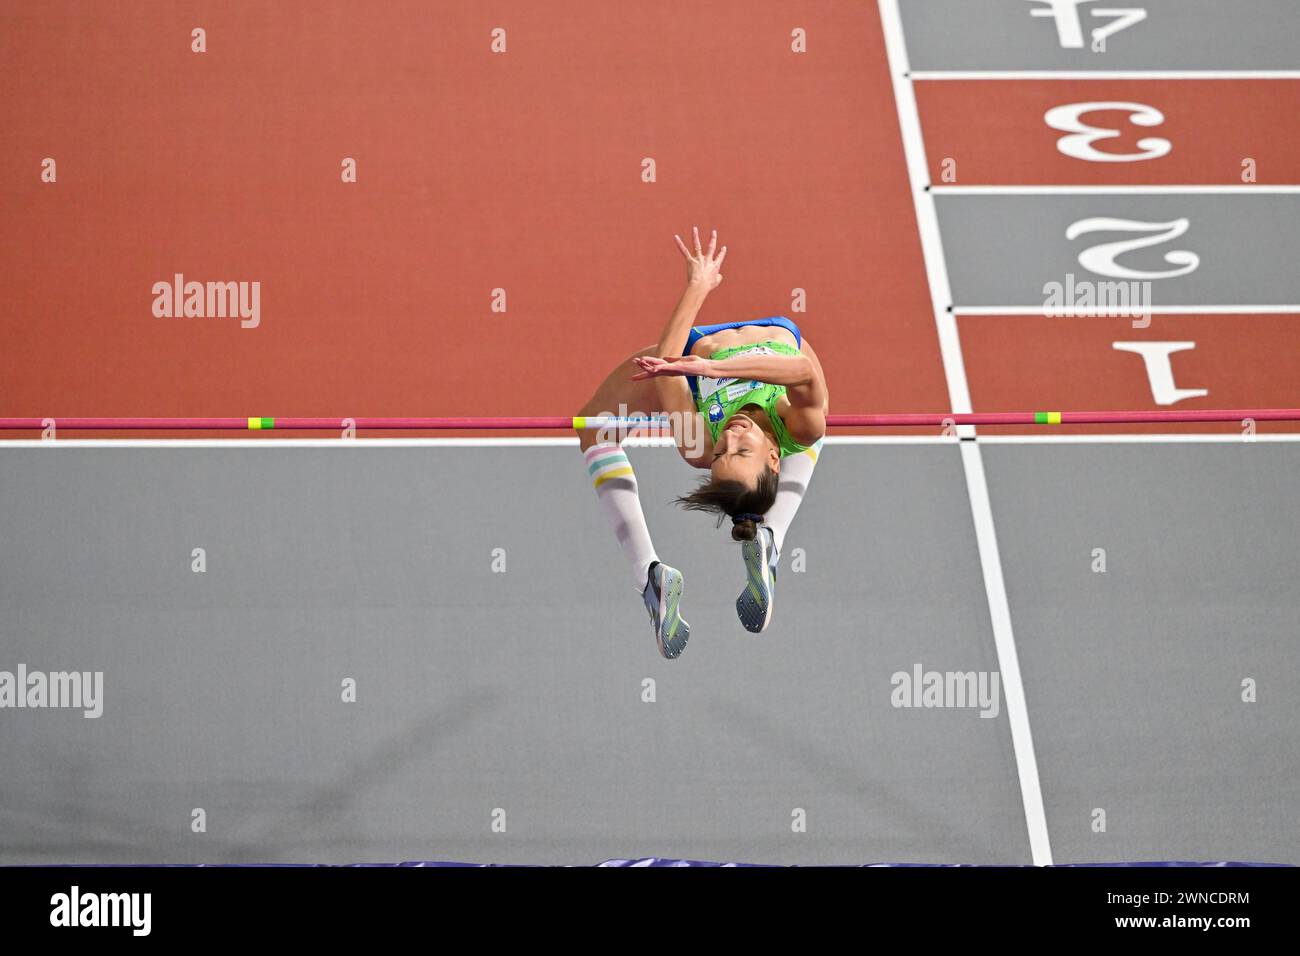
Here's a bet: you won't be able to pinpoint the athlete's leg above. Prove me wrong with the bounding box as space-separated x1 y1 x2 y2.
735 439 822 633
576 346 663 592
582 442 659 591
764 335 828 556
736 332 826 632
577 346 692 657
764 438 823 557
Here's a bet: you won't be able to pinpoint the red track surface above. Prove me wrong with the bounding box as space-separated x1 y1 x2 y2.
961 313 1300 435
1 3 1295 438
916 80 1300 184
0 2 943 439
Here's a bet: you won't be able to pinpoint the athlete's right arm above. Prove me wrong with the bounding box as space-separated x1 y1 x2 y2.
654 227 726 358
780 340 829 445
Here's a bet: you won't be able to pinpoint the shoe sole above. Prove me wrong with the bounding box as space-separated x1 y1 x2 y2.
652 565 690 659
736 533 775 633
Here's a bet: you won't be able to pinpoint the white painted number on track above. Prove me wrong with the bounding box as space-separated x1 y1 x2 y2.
1112 342 1209 405
1026 0 1148 50
1066 217 1200 280
1045 102 1170 163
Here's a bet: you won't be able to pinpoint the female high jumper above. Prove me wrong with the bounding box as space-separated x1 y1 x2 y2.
576 228 829 659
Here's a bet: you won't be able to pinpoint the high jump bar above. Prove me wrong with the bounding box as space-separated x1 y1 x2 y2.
1 410 1298 430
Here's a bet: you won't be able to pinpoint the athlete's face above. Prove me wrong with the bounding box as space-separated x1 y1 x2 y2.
710 413 779 487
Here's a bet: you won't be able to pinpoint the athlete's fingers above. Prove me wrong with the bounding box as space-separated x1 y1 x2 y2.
674 234 691 259
693 225 702 257
706 229 717 259
714 245 728 270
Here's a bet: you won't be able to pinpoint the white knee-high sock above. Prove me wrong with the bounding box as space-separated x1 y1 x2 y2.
584 442 660 592
764 438 823 556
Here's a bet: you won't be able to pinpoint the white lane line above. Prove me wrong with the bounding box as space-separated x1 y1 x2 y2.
959 440 1054 862
932 185 1300 195
877 0 973 438
911 71 1300 80
880 0 1054 866
955 305 1300 316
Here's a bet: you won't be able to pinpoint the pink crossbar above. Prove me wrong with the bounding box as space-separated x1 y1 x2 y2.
0 410 1298 430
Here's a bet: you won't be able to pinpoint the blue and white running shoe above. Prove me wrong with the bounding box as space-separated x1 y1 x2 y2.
736 525 778 633
643 560 690 659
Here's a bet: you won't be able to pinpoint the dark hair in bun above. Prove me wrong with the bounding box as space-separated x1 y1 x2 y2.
673 468 778 541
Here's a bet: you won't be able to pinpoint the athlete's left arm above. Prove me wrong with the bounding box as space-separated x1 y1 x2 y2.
654 374 714 469
704 352 814 388
780 340 829 444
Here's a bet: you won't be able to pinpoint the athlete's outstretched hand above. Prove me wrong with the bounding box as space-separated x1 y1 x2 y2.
675 226 727 291
630 354 713 381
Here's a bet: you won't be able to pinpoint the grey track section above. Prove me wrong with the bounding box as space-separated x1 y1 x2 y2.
982 442 1300 865
935 195 1300 307
900 0 1300 71
0 445 1028 866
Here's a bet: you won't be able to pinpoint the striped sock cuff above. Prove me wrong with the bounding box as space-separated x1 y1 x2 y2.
585 442 635 489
